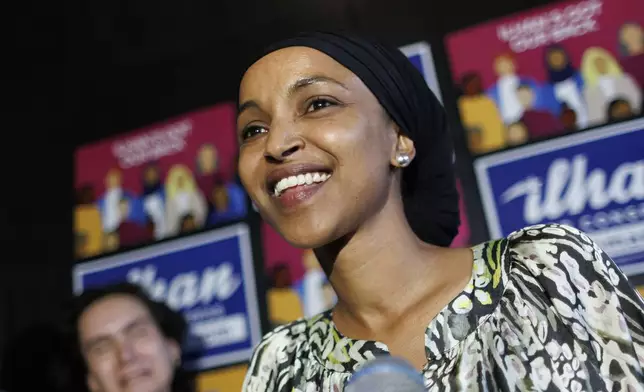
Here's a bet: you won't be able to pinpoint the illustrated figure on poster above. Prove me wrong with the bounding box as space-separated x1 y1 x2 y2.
75 231 87 259
141 162 167 240
300 250 334 317
179 213 198 234
99 168 130 233
206 178 247 226
457 72 505 153
516 84 563 139
195 144 248 226
117 197 150 247
559 104 578 132
74 185 103 259
487 54 539 125
581 47 642 126
195 143 220 197
267 263 303 327
543 45 588 129
607 98 637 122
618 22 644 92
164 164 207 236
505 121 529 146
103 231 119 253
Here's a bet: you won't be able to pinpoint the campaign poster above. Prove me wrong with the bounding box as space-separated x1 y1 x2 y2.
475 117 644 275
197 364 248 392
446 0 644 155
260 42 472 328
72 223 262 371
74 103 248 260
399 41 443 103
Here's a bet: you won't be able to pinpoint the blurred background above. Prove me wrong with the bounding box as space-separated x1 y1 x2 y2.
3 0 644 390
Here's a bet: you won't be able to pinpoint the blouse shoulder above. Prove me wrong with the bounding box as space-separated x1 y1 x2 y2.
507 223 602 265
242 317 310 392
504 223 643 308
505 223 627 288
503 223 644 384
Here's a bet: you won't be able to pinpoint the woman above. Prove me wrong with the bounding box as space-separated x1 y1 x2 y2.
141 162 167 240
164 164 207 236
237 32 644 391
457 72 506 153
544 45 588 129
581 47 642 126
618 22 644 91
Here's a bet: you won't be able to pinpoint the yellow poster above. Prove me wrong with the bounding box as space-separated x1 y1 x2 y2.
197 364 248 392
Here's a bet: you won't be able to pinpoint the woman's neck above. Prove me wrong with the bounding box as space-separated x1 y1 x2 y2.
315 194 459 331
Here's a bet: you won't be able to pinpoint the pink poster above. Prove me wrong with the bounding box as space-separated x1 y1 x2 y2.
446 0 644 155
74 103 248 259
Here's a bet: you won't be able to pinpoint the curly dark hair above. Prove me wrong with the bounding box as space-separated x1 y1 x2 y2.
67 282 195 392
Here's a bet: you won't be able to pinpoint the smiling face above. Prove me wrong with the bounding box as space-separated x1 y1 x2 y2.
237 46 414 248
78 294 180 392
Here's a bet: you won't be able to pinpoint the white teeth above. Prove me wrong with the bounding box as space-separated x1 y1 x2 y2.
273 172 331 196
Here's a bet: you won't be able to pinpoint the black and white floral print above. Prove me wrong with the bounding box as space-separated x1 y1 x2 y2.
242 224 644 391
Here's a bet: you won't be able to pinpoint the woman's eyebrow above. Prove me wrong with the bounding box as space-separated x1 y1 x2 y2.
286 75 349 97
238 75 348 116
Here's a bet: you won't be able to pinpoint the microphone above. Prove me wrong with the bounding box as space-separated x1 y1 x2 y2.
345 356 426 392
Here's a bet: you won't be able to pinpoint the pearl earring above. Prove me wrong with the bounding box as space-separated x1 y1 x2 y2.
396 153 411 167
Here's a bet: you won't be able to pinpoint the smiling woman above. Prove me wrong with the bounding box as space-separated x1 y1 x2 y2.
237 32 644 392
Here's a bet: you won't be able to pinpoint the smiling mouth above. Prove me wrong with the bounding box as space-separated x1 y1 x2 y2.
271 171 332 197
120 369 151 386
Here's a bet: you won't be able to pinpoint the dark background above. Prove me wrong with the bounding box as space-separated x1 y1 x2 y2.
2 0 553 370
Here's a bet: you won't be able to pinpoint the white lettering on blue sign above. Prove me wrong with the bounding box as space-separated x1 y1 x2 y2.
502 154 644 224
126 263 242 310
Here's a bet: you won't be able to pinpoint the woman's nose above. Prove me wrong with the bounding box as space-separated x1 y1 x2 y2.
263 122 304 163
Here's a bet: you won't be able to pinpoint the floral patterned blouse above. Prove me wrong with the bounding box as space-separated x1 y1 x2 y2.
242 224 644 391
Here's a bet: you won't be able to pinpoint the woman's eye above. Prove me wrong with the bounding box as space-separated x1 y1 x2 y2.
306 99 335 113
129 325 150 339
241 125 268 141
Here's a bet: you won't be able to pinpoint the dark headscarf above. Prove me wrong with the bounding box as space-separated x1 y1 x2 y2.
142 162 163 197
545 45 577 84
254 31 459 247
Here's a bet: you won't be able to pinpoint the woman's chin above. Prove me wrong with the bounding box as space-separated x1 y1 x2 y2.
281 233 331 250
277 224 340 250
266 213 348 249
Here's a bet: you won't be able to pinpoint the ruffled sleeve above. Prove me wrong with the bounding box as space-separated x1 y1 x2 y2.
507 223 644 389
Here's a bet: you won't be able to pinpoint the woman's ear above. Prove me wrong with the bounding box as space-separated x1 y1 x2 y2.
390 132 416 168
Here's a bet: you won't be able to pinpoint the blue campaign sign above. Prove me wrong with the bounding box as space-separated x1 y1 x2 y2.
72 223 261 371
475 117 644 275
400 41 443 103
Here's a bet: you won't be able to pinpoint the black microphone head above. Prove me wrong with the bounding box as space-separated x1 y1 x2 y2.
345 356 426 392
